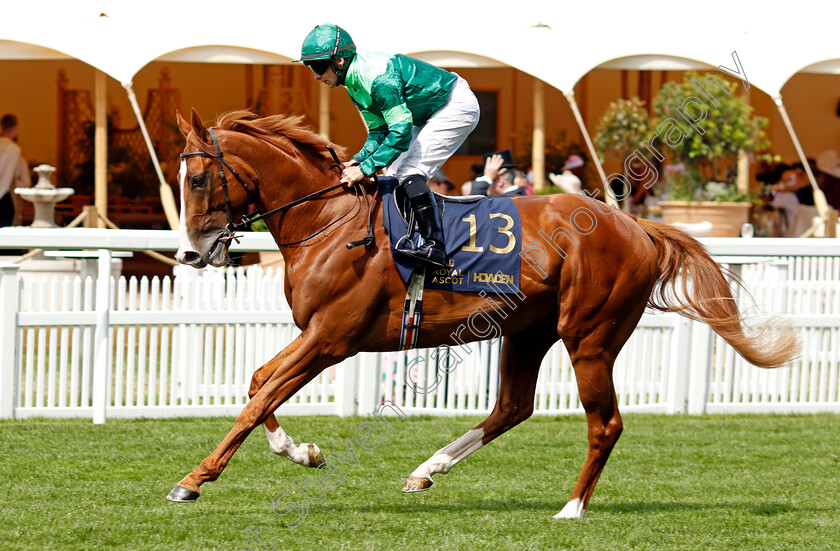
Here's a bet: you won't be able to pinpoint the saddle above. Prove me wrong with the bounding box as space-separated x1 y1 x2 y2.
379 176 522 294
380 176 523 349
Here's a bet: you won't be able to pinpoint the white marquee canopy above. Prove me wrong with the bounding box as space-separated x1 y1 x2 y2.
5 1 838 97
3 0 839 226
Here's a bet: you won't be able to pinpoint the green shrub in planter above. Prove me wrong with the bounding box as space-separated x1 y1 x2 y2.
594 97 654 163
653 72 771 201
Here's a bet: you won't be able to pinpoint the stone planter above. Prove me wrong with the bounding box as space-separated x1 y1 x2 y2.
658 201 752 237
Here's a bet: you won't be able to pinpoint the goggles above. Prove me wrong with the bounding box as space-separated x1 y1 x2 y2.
305 59 332 76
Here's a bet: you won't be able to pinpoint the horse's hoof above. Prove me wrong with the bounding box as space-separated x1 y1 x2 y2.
166 484 200 503
402 476 433 493
303 443 325 468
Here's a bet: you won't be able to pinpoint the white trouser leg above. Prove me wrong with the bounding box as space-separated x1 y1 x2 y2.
387 75 479 182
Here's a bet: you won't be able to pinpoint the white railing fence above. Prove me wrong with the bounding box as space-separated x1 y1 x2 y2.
3 262 345 421
1 229 840 422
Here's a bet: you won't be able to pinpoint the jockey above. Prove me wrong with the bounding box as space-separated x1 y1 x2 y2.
296 24 479 267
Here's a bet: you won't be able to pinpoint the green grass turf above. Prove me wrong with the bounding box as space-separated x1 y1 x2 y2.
1 413 839 551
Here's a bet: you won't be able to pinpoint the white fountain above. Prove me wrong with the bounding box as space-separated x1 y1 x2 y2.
9 164 122 306
14 164 74 228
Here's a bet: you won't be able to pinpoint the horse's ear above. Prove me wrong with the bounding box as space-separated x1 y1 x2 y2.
189 107 211 143
175 110 191 138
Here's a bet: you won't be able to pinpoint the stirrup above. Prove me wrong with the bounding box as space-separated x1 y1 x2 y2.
397 242 447 267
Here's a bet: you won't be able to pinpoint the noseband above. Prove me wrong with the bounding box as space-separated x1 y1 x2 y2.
180 128 374 248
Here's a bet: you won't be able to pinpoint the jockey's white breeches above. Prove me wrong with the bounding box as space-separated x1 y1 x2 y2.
386 75 479 182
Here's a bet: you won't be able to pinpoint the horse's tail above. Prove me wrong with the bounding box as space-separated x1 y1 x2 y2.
637 218 799 368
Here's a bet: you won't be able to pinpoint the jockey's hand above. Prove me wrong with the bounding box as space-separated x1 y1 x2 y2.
340 165 365 187
342 159 359 169
483 154 505 182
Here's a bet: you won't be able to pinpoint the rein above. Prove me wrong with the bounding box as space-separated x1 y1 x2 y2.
180 129 375 248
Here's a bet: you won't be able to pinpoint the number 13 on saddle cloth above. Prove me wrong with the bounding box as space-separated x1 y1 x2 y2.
380 177 522 294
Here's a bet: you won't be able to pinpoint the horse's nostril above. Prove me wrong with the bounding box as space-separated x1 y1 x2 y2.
177 251 202 265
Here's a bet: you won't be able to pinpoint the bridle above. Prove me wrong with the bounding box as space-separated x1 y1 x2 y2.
180 128 375 248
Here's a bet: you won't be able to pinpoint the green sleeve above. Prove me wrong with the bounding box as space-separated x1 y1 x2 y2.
354 76 414 176
352 109 389 167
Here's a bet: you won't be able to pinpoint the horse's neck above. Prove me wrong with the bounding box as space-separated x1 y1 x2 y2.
256 158 360 250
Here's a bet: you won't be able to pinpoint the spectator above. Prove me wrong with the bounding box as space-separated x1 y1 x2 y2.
817 150 840 210
514 170 531 195
471 149 521 196
768 162 822 237
487 167 527 197
461 163 483 196
429 171 455 195
787 163 815 206
549 155 586 195
768 163 798 228
0 114 29 227
488 171 526 197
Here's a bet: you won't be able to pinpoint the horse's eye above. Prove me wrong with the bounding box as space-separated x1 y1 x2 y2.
190 175 206 189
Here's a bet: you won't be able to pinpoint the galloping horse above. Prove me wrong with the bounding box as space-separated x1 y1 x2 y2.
170 109 798 518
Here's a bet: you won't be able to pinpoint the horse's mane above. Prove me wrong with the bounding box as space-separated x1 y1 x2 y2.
211 110 346 173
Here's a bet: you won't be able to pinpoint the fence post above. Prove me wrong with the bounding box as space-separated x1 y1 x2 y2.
667 316 692 414
355 352 380 415
335 354 358 417
92 249 111 424
686 320 712 415
0 264 21 419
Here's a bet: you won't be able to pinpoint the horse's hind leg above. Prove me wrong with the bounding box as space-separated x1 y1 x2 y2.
553 349 623 519
553 296 648 519
403 321 558 492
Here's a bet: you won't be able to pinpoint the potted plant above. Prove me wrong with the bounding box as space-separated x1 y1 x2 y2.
594 97 655 206
594 97 655 163
656 168 755 236
652 73 772 236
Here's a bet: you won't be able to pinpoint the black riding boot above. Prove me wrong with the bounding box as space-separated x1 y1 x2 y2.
399 180 448 267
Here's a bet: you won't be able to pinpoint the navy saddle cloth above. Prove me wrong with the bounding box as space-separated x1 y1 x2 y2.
379 176 522 294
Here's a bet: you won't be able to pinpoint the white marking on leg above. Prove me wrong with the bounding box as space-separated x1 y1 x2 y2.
554 498 585 519
410 428 484 480
264 425 312 466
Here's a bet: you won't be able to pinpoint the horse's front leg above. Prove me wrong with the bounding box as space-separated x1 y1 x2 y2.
166 333 343 502
253 341 324 468
261 418 325 467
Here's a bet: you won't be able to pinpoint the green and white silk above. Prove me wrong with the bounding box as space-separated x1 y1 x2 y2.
345 52 459 177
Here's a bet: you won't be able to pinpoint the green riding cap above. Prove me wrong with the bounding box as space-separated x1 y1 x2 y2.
296 24 356 62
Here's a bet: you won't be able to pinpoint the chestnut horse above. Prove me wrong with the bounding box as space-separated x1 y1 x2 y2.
169 109 798 518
